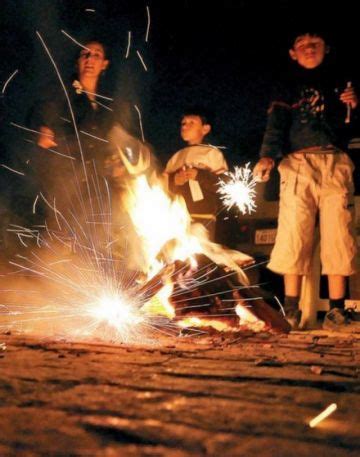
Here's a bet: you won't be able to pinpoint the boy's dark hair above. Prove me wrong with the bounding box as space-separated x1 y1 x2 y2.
289 30 330 48
181 106 214 128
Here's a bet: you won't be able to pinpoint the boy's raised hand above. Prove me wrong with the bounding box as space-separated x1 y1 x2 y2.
174 168 188 186
253 157 275 182
185 167 198 180
340 84 358 109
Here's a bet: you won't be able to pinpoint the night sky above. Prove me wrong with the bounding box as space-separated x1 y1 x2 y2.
1 0 359 167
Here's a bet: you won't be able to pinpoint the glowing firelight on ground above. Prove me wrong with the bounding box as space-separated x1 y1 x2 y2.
217 163 257 215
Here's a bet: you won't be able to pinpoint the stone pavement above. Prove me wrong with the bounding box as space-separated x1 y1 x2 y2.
0 330 359 456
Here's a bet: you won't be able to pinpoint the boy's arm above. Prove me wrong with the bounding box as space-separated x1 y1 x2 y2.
167 169 186 194
254 100 291 181
253 157 275 182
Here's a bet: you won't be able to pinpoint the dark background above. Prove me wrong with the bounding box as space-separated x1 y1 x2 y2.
1 0 359 167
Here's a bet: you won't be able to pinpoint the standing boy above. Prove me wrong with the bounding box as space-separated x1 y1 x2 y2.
254 31 358 330
165 108 228 241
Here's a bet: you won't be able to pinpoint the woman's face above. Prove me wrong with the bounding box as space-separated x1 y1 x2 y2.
77 42 109 81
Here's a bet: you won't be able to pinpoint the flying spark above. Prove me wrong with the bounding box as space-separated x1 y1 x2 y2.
1 69 19 94
125 31 131 58
61 30 90 50
1 164 25 176
134 105 145 142
145 6 151 42
136 50 148 72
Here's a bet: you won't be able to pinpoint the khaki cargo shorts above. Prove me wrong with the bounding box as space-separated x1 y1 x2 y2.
268 150 357 276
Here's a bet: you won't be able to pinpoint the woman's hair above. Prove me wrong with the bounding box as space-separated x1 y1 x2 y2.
78 39 110 60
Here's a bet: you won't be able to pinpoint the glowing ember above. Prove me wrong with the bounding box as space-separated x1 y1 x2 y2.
309 403 337 428
235 304 266 332
217 163 257 214
177 317 235 332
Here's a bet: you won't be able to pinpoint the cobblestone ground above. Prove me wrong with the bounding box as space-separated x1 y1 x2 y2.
0 329 359 457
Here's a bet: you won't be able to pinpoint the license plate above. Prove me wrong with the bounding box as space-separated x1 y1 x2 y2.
255 228 277 245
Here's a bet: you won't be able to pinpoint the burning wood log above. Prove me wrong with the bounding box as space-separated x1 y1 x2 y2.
168 255 291 334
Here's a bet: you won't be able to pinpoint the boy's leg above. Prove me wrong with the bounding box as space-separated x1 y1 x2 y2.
320 153 356 277
319 154 357 330
323 274 348 330
328 275 346 301
283 274 303 329
284 274 303 297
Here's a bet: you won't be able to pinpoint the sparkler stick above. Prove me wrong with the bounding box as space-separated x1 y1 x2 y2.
309 403 337 428
345 81 352 124
72 80 113 101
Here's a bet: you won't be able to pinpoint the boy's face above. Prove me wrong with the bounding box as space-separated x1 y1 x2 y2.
289 34 327 69
180 115 211 145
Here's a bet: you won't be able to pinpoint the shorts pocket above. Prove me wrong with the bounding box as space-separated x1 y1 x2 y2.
278 158 297 196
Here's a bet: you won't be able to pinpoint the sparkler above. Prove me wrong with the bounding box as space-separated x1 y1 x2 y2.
309 403 337 428
345 81 352 124
72 80 113 103
217 163 257 215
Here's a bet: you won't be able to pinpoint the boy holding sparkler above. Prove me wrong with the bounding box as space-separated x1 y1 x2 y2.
165 108 228 241
254 31 359 331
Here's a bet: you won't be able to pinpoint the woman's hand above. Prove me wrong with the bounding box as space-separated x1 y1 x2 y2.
37 126 57 149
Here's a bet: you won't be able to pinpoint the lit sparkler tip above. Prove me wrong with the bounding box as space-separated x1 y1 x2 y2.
309 403 337 428
88 292 143 330
217 163 257 215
